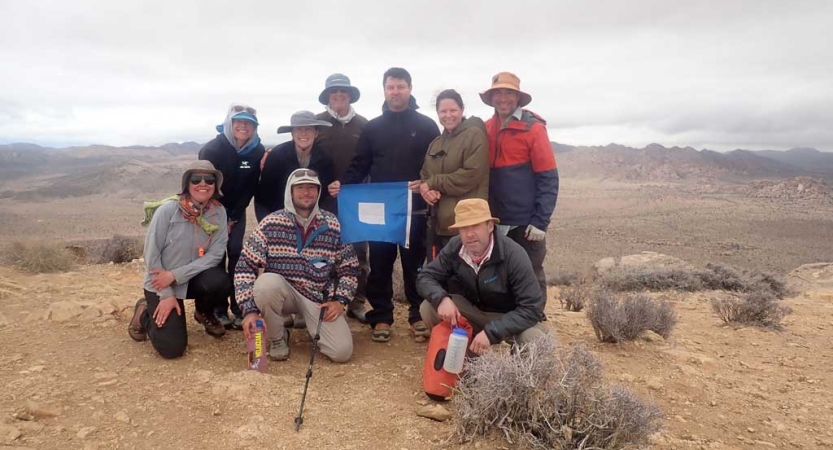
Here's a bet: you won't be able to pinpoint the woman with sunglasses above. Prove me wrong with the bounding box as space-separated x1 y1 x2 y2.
198 104 265 330
408 89 489 258
128 161 232 359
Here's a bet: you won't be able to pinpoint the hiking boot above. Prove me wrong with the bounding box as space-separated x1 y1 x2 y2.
346 303 369 324
214 309 234 329
371 323 391 343
292 314 306 329
195 310 226 338
268 329 291 361
410 320 431 343
128 298 147 342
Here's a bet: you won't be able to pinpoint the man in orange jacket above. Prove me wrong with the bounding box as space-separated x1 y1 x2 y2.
480 72 559 308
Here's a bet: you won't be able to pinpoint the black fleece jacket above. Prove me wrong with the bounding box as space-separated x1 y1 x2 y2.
254 140 335 219
341 97 440 186
198 135 265 223
416 232 544 344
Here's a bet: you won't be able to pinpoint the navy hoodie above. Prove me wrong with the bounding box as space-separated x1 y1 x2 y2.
199 135 265 223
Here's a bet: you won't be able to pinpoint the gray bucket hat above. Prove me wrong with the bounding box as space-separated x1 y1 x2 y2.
318 73 361 105
277 110 333 134
180 160 223 197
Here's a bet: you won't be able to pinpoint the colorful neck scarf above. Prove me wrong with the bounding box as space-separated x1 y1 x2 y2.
178 195 221 235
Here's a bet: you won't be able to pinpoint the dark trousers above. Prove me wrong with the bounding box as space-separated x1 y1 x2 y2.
350 241 369 306
365 215 426 326
506 226 548 307
217 214 246 317
142 267 232 359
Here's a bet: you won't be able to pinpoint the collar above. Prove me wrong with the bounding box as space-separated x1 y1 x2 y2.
326 105 357 124
501 107 524 129
459 234 495 274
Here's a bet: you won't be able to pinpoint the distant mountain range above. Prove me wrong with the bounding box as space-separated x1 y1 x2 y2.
553 143 833 181
1 141 831 199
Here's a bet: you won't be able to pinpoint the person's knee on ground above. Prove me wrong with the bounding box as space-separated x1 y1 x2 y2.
320 337 352 363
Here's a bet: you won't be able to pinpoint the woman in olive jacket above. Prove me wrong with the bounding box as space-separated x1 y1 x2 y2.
409 89 489 258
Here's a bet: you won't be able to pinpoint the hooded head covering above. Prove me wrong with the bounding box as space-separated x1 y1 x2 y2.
284 168 322 228
215 103 262 156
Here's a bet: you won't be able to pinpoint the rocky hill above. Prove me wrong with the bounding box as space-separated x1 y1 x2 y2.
742 176 832 203
554 143 823 181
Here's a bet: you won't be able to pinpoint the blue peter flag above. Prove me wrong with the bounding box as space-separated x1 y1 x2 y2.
337 182 413 248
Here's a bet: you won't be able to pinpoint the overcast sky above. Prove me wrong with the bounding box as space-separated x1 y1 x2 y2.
1 0 831 151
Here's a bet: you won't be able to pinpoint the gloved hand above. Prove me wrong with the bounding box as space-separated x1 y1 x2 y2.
525 225 546 242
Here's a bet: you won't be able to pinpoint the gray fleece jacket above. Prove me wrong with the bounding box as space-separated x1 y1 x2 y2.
143 200 228 299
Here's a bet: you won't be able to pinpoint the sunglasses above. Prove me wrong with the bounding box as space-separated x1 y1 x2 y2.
232 105 257 115
330 88 350 94
189 175 217 185
293 169 319 178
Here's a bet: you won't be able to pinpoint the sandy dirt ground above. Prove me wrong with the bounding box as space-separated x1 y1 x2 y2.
1 179 832 449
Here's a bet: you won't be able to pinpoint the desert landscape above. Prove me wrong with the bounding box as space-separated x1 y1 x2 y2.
1 142 832 449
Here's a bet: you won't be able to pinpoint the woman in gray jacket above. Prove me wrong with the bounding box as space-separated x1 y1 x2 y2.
128 161 233 359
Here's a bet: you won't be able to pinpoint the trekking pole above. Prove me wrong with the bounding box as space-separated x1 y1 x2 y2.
294 292 328 432
427 204 438 262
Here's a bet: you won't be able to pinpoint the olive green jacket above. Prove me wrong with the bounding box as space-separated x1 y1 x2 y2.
420 116 489 236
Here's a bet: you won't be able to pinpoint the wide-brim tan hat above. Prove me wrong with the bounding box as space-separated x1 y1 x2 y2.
180 160 224 197
448 199 499 229
479 71 532 108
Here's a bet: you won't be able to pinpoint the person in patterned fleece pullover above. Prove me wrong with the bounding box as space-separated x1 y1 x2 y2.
235 168 358 362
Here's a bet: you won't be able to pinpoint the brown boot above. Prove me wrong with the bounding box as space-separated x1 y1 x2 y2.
128 299 147 342
195 310 226 338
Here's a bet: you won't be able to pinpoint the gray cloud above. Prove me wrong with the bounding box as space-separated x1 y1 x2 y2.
1 0 831 150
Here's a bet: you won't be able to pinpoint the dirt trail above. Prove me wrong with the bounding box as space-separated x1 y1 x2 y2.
0 263 832 449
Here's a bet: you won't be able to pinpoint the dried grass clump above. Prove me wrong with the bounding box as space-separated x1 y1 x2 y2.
452 335 663 449
559 283 593 312
711 291 792 330
547 270 580 287
598 266 704 292
99 234 143 264
587 290 677 343
6 241 76 273
699 263 791 299
599 263 791 299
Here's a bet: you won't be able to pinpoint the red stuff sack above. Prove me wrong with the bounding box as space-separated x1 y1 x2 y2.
423 316 473 401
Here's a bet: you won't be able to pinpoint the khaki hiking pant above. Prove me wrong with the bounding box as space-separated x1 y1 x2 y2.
419 295 546 346
253 273 353 363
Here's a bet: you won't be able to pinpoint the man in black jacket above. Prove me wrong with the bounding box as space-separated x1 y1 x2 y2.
416 199 545 353
199 104 265 329
328 67 440 343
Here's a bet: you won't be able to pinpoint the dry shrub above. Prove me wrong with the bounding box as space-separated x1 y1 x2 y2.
452 335 662 449
699 263 791 299
587 290 677 343
711 291 792 330
599 263 790 299
559 283 593 312
546 270 580 287
99 234 143 264
6 241 76 273
598 266 704 292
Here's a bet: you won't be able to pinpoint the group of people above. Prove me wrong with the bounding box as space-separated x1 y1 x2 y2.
128 67 560 364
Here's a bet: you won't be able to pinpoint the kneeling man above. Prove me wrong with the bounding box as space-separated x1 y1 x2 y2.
235 168 358 362
416 199 545 354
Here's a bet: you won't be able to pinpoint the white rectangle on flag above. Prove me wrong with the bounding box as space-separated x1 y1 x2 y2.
358 202 386 225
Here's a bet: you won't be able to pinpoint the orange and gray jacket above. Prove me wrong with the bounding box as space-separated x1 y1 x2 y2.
485 109 559 230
